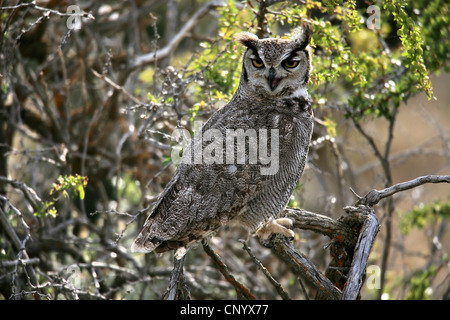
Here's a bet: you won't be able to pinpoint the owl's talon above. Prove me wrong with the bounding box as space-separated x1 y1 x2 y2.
274 217 294 229
256 218 295 242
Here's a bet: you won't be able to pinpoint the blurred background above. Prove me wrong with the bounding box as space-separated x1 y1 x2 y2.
0 0 449 299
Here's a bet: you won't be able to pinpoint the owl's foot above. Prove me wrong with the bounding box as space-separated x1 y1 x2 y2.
256 218 295 243
174 246 188 260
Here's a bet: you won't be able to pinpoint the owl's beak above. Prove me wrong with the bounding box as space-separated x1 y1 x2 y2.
267 67 281 91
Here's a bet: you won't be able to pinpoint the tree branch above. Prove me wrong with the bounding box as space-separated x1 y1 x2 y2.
202 240 256 300
130 0 227 68
166 254 189 300
0 201 39 294
281 208 359 247
341 206 379 300
270 236 342 300
253 0 285 38
360 175 450 207
240 240 290 300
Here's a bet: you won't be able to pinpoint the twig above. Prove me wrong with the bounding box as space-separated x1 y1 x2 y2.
352 119 385 167
77 261 140 281
202 240 256 300
0 1 95 19
0 202 39 295
0 258 40 268
0 196 31 251
297 277 310 300
1 2 95 42
114 207 149 245
91 69 143 106
240 240 290 300
0 176 42 212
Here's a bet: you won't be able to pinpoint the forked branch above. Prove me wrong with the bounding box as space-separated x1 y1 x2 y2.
359 175 450 206
268 175 449 299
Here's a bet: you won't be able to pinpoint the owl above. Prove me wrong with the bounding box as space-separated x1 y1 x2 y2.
132 25 314 256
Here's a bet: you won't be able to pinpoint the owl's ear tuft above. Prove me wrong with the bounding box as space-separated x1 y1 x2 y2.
292 23 312 50
235 32 259 50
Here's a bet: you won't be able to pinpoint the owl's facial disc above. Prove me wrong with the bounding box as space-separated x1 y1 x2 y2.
242 41 311 98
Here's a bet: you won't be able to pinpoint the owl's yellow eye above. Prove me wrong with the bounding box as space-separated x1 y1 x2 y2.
283 60 299 68
252 59 264 68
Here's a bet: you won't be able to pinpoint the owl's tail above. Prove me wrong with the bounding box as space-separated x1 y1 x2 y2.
131 232 161 253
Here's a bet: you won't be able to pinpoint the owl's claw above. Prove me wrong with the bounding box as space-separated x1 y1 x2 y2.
256 218 295 243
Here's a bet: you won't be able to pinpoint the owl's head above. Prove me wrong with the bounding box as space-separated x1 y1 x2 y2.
236 25 312 99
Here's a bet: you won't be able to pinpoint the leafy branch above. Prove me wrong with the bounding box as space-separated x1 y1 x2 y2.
35 175 88 218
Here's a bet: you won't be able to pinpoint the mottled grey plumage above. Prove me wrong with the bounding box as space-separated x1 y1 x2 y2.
132 25 314 254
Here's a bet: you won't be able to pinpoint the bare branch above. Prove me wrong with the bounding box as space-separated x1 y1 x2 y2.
91 69 144 106
0 176 42 212
202 240 256 300
281 208 359 247
240 240 291 300
0 196 31 250
0 202 39 293
131 0 227 68
341 206 379 300
166 254 189 300
360 175 450 206
270 236 342 300
0 258 40 269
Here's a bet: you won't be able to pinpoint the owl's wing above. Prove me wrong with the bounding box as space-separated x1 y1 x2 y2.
131 160 259 253
131 172 184 253
132 105 271 253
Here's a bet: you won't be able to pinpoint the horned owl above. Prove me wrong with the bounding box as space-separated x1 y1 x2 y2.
132 26 314 256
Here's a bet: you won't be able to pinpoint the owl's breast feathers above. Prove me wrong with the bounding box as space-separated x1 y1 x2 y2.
132 95 313 254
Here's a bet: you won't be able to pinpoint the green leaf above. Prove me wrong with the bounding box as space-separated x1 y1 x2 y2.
323 116 337 137
78 185 85 200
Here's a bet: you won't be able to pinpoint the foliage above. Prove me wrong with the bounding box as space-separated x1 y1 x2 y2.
404 266 437 300
35 175 88 218
400 201 450 234
189 0 247 101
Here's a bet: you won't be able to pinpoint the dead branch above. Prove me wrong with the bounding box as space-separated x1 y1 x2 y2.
273 174 449 300
0 2 95 19
202 240 256 300
281 208 359 247
341 206 379 300
131 0 227 68
240 239 291 300
270 235 342 300
166 254 189 300
91 69 144 106
360 175 450 206
0 201 39 295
